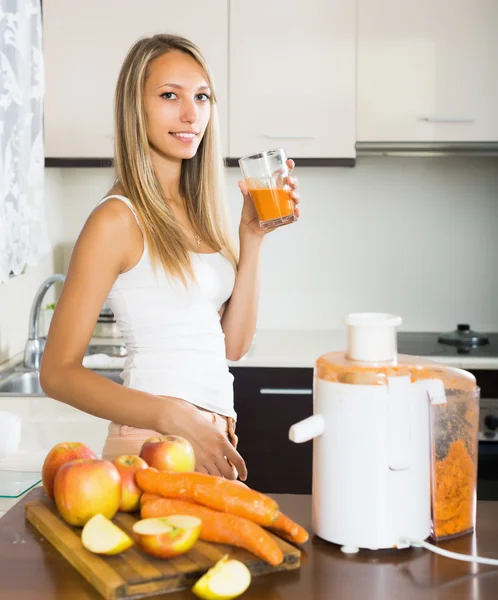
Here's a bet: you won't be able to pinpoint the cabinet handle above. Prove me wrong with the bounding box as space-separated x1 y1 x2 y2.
264 134 316 140
420 116 475 123
260 388 313 395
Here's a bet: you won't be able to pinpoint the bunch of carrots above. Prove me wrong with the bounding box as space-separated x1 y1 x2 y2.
136 468 309 566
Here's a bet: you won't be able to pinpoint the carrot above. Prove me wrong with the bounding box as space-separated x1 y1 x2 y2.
141 497 283 566
229 479 309 543
141 478 308 543
135 468 279 527
139 492 161 508
267 512 309 544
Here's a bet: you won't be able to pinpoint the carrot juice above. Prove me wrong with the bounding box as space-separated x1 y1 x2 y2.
247 187 296 227
239 148 297 229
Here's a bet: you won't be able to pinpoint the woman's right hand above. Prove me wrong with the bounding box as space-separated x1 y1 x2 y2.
159 398 247 481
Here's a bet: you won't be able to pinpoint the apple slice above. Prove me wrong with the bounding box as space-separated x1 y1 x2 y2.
192 555 251 600
81 514 133 555
132 515 201 559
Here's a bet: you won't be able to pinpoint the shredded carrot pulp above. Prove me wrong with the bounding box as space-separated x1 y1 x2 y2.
432 439 476 538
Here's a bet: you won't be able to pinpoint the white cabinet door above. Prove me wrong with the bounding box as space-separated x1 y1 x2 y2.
43 0 228 158
357 0 498 142
229 0 356 159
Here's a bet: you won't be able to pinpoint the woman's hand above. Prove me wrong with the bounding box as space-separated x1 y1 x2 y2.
238 158 300 237
159 398 247 481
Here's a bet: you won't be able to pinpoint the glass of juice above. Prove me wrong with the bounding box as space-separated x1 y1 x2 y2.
238 148 296 230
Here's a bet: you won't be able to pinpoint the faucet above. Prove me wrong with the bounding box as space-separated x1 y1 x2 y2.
24 274 66 370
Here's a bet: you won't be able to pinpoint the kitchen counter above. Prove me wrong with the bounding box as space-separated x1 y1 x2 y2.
1 488 498 599
3 330 498 375
235 330 498 370
85 330 498 370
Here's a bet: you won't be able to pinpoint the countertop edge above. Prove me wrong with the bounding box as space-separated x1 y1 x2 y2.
229 356 498 370
3 334 498 375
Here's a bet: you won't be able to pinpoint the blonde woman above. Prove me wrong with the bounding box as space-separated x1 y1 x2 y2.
40 34 300 480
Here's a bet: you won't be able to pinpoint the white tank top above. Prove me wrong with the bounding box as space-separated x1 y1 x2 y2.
97 195 237 419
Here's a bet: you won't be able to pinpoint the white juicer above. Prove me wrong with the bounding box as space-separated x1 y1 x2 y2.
289 313 479 553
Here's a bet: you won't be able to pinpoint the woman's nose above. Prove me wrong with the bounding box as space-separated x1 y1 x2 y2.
180 99 197 124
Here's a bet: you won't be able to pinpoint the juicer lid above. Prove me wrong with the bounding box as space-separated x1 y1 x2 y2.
317 313 477 392
344 313 402 362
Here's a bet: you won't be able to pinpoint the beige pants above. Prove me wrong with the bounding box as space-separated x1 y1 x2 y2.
101 404 238 475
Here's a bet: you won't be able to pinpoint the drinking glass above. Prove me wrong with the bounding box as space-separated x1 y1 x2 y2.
239 148 296 229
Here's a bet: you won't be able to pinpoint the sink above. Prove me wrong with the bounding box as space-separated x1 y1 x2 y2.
0 372 43 395
0 368 123 396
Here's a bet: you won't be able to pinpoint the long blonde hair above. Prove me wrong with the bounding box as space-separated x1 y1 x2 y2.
113 34 238 283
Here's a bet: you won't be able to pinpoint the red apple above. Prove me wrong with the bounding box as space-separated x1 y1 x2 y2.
53 458 121 526
42 442 97 500
112 455 148 512
133 515 201 558
139 435 196 472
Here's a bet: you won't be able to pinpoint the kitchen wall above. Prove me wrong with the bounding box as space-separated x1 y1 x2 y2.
55 155 498 332
1 155 497 362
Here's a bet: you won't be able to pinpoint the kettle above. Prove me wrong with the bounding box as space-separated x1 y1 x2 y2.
289 313 479 553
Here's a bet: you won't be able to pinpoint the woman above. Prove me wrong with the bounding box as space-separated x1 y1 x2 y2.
40 34 300 481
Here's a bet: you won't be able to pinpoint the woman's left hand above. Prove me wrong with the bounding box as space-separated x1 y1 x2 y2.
238 159 300 237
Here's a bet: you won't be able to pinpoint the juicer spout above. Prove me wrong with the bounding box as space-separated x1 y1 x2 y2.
289 415 325 443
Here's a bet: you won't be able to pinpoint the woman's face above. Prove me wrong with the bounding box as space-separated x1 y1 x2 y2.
144 50 211 161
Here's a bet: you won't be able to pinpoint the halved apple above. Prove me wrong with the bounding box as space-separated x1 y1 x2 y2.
132 515 201 559
192 554 251 600
81 514 133 555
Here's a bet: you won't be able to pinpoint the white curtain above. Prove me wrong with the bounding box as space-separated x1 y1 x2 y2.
0 0 49 283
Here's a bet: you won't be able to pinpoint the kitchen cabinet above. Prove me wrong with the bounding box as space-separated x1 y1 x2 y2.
231 367 313 494
228 0 356 160
357 0 498 142
42 0 228 159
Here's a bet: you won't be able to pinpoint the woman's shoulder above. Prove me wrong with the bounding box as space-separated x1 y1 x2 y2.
93 188 140 229
79 188 143 251
79 188 144 271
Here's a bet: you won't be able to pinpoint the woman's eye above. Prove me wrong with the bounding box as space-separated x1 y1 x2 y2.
160 92 177 100
196 93 210 102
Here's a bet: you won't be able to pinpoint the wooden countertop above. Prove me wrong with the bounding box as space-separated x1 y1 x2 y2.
1 488 498 599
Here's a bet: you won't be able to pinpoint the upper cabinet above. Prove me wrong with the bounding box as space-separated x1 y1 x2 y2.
357 0 498 142
43 0 496 162
43 0 228 158
228 0 356 159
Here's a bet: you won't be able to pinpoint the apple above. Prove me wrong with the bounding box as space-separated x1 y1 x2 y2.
139 435 196 472
54 458 121 527
81 514 134 555
112 455 148 512
42 442 97 500
192 554 251 600
132 515 201 559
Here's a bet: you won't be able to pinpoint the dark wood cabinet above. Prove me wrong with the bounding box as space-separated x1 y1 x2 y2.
230 367 314 494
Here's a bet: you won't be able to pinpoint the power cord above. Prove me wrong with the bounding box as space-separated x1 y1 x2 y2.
401 539 498 566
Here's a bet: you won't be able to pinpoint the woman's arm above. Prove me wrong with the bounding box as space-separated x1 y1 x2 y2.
41 199 168 429
221 162 300 361
220 230 264 361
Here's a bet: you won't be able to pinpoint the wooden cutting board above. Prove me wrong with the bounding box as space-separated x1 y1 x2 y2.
25 496 301 600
